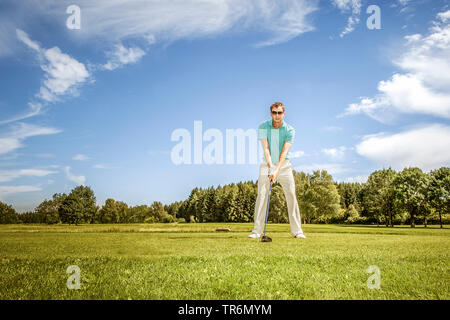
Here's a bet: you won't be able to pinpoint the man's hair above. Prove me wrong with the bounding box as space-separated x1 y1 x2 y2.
270 102 285 112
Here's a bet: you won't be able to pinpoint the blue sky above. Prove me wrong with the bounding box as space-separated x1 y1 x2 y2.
1 0 449 212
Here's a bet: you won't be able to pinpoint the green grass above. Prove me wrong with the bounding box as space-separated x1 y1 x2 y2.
0 223 448 300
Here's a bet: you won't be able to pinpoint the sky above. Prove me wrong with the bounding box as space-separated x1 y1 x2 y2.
0 0 449 213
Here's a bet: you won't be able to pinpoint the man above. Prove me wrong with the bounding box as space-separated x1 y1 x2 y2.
248 102 306 239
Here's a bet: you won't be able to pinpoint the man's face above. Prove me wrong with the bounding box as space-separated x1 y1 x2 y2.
271 106 285 123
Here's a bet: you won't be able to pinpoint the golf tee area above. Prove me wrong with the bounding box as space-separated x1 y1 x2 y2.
0 223 448 300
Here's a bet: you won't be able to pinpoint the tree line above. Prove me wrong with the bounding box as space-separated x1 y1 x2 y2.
0 166 448 227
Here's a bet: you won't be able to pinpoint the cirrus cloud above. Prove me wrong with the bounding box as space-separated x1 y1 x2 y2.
36 0 319 48
0 122 62 156
0 168 58 183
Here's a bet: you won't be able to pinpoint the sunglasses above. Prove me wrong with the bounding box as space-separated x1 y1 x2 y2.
271 111 284 115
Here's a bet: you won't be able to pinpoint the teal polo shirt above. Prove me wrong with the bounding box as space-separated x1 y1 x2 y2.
258 120 295 165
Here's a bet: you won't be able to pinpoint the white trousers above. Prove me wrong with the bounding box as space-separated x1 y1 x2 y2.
252 160 303 236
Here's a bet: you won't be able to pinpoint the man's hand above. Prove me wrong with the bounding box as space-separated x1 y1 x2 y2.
268 166 279 184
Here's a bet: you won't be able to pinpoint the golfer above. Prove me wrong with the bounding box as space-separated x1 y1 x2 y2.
248 102 306 239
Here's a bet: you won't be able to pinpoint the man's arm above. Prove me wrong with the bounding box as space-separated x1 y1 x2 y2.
276 141 292 170
260 138 274 168
269 141 292 182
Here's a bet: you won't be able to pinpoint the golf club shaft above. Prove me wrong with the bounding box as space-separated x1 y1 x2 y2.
263 181 272 237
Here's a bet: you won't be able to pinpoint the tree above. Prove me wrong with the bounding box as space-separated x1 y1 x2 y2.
237 182 257 222
165 201 183 220
59 195 84 225
116 201 129 223
345 204 359 224
128 205 150 223
336 182 363 213
18 211 36 223
212 185 227 222
148 201 167 222
428 167 450 228
224 184 239 222
35 200 60 224
176 200 189 222
185 188 201 222
304 170 341 223
33 193 67 224
293 170 311 224
365 168 397 227
59 186 97 225
97 199 120 223
0 201 19 224
298 175 315 224
392 167 430 228
269 184 288 223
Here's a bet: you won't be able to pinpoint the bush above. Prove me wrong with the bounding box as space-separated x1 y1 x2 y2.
176 218 186 223
161 213 175 223
345 205 360 224
144 216 157 223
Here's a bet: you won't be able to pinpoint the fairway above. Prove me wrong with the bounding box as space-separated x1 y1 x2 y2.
0 223 448 300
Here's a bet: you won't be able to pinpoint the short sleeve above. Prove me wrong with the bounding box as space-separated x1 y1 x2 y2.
286 126 295 144
258 122 268 140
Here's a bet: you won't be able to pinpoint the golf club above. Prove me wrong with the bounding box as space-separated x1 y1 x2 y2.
261 180 273 242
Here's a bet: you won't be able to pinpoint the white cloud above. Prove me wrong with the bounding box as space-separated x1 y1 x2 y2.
332 0 361 13
16 29 40 52
73 154 89 161
355 123 450 171
37 45 90 103
64 166 86 185
340 16 360 38
0 168 58 183
0 185 41 199
2 29 90 124
2 1 320 125
8 122 62 140
340 10 450 122
331 0 361 37
289 150 306 159
102 43 146 71
0 122 62 156
438 10 450 23
322 146 347 159
0 102 43 125
293 163 350 175
0 138 22 156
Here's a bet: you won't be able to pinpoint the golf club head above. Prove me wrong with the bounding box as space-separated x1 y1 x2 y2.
260 235 272 242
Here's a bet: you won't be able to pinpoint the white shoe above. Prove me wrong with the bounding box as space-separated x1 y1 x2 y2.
248 233 260 239
294 233 306 239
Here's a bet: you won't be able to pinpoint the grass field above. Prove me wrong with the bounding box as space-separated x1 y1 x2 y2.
0 223 448 300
